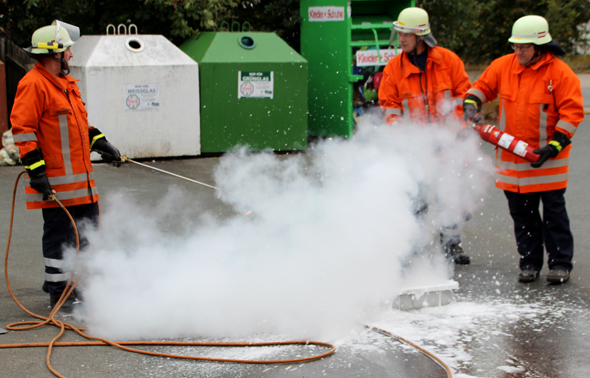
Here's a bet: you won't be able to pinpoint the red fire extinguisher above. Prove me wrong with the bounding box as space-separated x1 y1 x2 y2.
472 123 540 163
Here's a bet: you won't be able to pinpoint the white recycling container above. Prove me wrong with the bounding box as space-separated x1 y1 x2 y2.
70 28 200 159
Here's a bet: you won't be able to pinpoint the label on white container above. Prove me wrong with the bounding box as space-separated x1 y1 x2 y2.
125 84 160 111
238 71 273 99
356 49 398 66
308 6 345 21
497 133 514 149
513 140 529 157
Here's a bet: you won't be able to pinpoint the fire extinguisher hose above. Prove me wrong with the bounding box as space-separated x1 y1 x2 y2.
120 155 225 193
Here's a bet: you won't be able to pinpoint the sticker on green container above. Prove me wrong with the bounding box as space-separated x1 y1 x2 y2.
238 71 274 99
308 6 345 22
356 49 398 66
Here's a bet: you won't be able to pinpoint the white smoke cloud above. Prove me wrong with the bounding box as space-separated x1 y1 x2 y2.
75 114 493 341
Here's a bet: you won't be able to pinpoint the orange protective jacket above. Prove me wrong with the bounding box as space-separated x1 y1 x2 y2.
467 52 584 193
379 46 471 125
11 62 99 209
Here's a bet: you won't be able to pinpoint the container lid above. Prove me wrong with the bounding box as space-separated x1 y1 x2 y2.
180 32 307 64
70 34 198 68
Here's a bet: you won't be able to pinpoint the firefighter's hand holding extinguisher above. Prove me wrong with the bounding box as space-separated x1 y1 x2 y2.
457 95 483 140
530 131 571 168
460 97 542 163
463 95 483 124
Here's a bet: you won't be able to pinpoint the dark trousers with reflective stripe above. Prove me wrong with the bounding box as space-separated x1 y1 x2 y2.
42 202 99 299
504 189 573 272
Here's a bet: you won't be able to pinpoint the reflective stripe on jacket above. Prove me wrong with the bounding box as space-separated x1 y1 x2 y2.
11 62 99 209
378 46 471 125
467 53 584 193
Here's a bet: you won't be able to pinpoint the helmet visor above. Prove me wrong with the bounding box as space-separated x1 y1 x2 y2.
52 20 80 45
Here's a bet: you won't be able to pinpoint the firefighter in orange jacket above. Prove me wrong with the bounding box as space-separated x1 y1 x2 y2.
463 16 584 284
378 7 472 264
11 21 121 307
379 8 471 126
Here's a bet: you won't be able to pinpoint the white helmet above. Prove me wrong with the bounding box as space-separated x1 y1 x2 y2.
508 15 552 45
25 20 80 55
393 7 431 36
392 7 437 48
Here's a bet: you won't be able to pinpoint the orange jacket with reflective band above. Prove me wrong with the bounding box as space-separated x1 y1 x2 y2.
378 46 471 125
11 62 99 209
466 52 584 193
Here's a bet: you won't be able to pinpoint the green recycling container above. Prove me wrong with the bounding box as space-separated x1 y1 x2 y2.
180 32 308 153
301 0 414 138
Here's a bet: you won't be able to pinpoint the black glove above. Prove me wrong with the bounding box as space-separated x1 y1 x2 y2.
94 139 122 167
89 128 122 167
531 131 571 168
463 95 483 124
22 149 53 200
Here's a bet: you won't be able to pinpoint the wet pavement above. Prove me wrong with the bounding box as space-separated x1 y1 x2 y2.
1 124 590 377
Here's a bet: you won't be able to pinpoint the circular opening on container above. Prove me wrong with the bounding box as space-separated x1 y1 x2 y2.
125 37 145 53
238 36 256 50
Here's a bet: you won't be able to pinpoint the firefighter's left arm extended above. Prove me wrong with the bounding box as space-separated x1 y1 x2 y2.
464 57 503 110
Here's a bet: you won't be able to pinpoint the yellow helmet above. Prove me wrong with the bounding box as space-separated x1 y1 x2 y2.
508 15 552 45
393 7 431 36
25 20 80 54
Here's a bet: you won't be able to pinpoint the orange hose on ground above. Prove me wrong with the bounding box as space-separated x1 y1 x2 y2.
2 171 335 378
369 326 453 378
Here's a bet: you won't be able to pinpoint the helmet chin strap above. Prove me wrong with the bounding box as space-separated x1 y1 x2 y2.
50 52 70 75
409 36 424 55
524 49 543 67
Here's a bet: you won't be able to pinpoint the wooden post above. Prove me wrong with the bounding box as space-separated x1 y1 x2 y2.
0 60 7 135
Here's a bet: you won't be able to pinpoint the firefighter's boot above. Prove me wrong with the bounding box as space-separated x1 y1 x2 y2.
443 244 471 265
